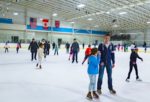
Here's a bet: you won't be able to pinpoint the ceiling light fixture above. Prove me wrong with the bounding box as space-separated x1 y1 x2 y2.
119 12 127 15
77 4 85 8
13 12 18 15
52 13 57 17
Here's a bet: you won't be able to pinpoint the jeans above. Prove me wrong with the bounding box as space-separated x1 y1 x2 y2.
97 64 113 90
31 51 37 60
89 75 97 91
72 51 78 63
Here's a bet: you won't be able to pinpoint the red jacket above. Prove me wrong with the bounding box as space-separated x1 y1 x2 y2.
85 47 91 55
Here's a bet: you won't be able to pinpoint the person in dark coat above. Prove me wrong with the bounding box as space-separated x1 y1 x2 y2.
82 43 85 49
65 42 70 53
126 48 143 82
143 41 147 53
28 38 39 61
52 42 56 50
47 41 51 55
71 39 80 63
97 34 116 95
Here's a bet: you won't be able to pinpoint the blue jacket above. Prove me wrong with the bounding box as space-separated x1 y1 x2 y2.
87 55 100 74
98 43 115 65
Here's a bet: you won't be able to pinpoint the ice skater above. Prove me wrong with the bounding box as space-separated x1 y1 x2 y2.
97 34 116 95
126 48 143 82
4 42 9 53
86 48 100 100
54 43 59 55
143 41 147 53
36 43 44 69
65 42 70 53
28 38 39 61
71 39 80 63
68 46 73 60
82 44 91 65
16 42 21 53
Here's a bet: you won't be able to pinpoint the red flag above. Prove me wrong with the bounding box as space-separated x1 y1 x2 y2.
30 17 37 28
42 19 49 30
55 20 60 28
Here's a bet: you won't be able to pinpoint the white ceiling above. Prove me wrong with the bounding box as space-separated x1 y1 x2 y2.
1 0 150 31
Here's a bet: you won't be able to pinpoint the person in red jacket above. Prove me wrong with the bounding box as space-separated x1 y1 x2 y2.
82 44 92 65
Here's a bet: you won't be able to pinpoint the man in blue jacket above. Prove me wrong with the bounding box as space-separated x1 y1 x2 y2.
71 39 80 63
97 34 116 94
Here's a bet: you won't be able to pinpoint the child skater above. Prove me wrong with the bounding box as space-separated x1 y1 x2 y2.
126 48 143 82
86 48 100 100
68 47 73 60
16 42 21 53
36 43 44 69
82 44 91 65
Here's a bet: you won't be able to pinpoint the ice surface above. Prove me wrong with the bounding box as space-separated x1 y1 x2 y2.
0 47 150 102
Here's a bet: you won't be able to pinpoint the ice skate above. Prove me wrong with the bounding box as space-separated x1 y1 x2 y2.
126 78 130 82
136 78 142 81
97 89 102 95
86 92 93 100
93 91 99 99
109 89 116 94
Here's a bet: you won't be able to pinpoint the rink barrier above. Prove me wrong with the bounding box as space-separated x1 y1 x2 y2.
0 43 150 53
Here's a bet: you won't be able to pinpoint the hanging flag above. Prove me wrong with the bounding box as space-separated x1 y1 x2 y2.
30 17 37 29
55 20 60 28
42 19 49 30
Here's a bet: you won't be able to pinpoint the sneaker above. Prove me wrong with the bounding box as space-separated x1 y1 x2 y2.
93 91 99 99
109 89 116 94
126 78 130 82
136 78 142 81
97 89 102 95
86 92 93 100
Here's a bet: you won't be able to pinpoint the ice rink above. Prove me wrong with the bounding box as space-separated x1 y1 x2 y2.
0 46 150 102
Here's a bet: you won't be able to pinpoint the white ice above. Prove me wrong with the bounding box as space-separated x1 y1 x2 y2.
0 45 150 102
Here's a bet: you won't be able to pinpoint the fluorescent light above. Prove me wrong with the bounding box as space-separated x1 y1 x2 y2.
87 18 93 21
147 21 150 24
113 24 118 27
119 12 127 15
13 12 18 15
77 4 85 8
71 22 75 24
106 11 110 14
52 13 57 17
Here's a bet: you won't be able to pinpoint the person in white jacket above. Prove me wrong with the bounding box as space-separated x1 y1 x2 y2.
36 43 44 69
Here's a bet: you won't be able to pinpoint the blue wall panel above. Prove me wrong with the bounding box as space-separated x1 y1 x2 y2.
0 18 13 24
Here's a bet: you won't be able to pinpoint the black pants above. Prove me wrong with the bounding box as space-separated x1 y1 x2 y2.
5 48 8 53
31 51 37 60
127 62 139 79
72 51 78 63
16 48 19 53
66 48 69 53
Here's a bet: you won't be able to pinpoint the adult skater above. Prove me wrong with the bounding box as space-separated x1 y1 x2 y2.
16 42 21 53
28 38 39 61
36 43 44 69
86 48 100 100
54 43 59 55
82 43 85 49
143 41 147 53
47 41 51 55
52 42 56 50
126 48 143 82
4 42 9 53
71 39 80 63
65 42 70 53
97 34 116 95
